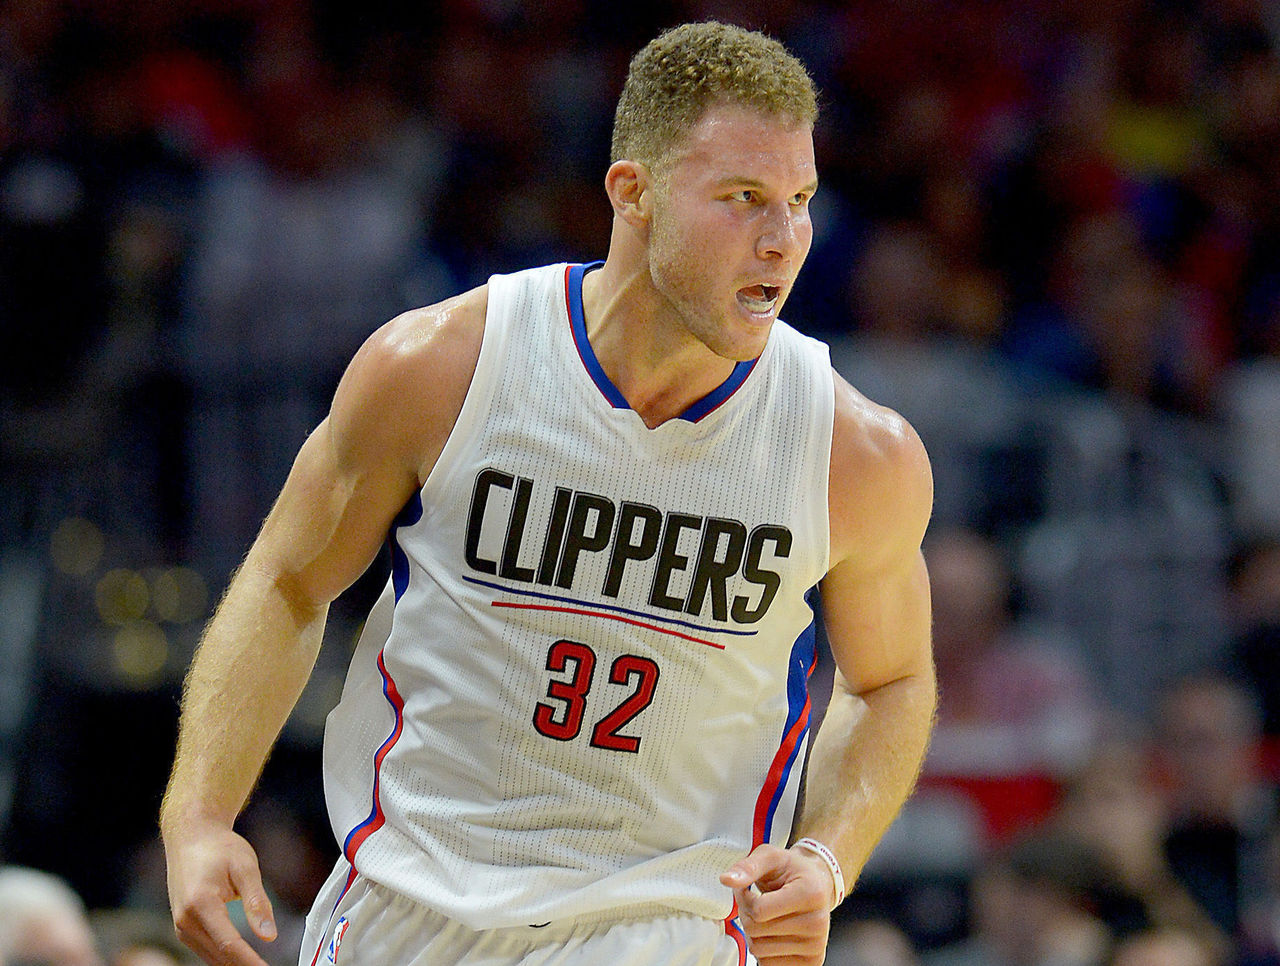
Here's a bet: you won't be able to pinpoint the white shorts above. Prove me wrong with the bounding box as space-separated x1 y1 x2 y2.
298 860 755 966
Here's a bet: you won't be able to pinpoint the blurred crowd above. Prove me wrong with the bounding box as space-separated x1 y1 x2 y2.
4 0 1280 964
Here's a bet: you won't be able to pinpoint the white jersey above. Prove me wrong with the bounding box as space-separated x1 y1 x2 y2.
319 262 834 933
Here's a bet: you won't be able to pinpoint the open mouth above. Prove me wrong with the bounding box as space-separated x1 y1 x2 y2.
738 284 781 315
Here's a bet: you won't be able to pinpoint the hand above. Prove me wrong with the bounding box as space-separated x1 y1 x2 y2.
163 819 277 966
720 843 833 965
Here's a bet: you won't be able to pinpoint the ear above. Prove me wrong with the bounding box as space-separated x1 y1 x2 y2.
604 159 654 230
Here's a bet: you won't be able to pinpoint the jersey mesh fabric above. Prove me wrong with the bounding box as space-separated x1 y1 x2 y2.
319 263 834 930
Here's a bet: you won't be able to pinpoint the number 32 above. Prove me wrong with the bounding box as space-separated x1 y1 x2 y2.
533 640 660 753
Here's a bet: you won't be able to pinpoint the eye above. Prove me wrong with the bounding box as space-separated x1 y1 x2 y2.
789 192 810 207
730 189 758 204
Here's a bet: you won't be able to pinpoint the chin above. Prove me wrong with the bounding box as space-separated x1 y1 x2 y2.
717 326 772 362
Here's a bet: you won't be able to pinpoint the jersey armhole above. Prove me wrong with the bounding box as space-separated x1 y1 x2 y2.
812 342 836 579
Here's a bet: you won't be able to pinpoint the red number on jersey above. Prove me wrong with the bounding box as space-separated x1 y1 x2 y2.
533 639 596 741
590 655 660 753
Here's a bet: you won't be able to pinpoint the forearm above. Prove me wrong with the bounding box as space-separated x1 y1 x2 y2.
792 665 936 893
161 560 327 834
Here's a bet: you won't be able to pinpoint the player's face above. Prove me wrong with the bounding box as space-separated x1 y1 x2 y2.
646 104 817 361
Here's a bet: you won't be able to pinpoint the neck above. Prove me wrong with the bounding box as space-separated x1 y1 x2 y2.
581 243 739 429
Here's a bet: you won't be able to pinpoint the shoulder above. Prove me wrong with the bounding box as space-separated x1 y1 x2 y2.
353 284 489 390
330 284 489 484
827 368 933 571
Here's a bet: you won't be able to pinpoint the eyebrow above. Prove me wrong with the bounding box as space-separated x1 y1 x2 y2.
716 176 820 195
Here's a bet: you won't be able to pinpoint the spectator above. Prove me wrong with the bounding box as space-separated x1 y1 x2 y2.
1054 741 1229 959
1224 539 1280 736
0 866 104 966
858 527 1096 940
829 222 1044 535
177 11 447 582
830 918 922 966
90 909 197 966
923 527 1099 779
926 828 1114 966
1153 672 1276 937
1218 324 1280 538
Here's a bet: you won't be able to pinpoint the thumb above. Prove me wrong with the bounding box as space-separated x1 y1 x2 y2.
719 863 755 890
720 843 785 891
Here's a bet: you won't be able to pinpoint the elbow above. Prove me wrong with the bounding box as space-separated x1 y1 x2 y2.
237 555 329 629
272 571 329 628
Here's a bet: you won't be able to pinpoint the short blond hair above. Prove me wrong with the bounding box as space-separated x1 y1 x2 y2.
610 22 818 173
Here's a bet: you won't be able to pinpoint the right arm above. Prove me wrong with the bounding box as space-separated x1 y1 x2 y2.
160 288 486 966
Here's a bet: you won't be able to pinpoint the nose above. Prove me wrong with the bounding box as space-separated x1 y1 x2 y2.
756 203 807 262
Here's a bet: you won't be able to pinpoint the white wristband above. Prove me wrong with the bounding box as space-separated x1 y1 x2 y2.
793 837 845 910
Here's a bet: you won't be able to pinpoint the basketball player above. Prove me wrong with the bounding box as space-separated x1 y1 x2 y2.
161 21 936 966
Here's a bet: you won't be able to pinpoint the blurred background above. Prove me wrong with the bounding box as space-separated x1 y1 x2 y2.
3 0 1280 964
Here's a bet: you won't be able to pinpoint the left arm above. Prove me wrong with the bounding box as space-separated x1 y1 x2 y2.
795 528 935 884
723 373 936 964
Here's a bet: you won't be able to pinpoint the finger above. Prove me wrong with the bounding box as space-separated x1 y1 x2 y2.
741 916 828 941
743 926 829 965
231 863 277 943
749 955 824 966
178 902 272 966
738 905 827 937
749 942 826 965
737 876 828 925
737 907 827 948
733 883 774 925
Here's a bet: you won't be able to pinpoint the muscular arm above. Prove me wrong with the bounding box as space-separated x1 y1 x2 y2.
799 373 936 885
724 373 935 965
160 290 485 966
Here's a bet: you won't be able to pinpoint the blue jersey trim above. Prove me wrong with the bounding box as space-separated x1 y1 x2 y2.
567 262 628 409
758 586 819 842
390 491 425 600
566 262 758 423
337 493 423 871
681 357 757 422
